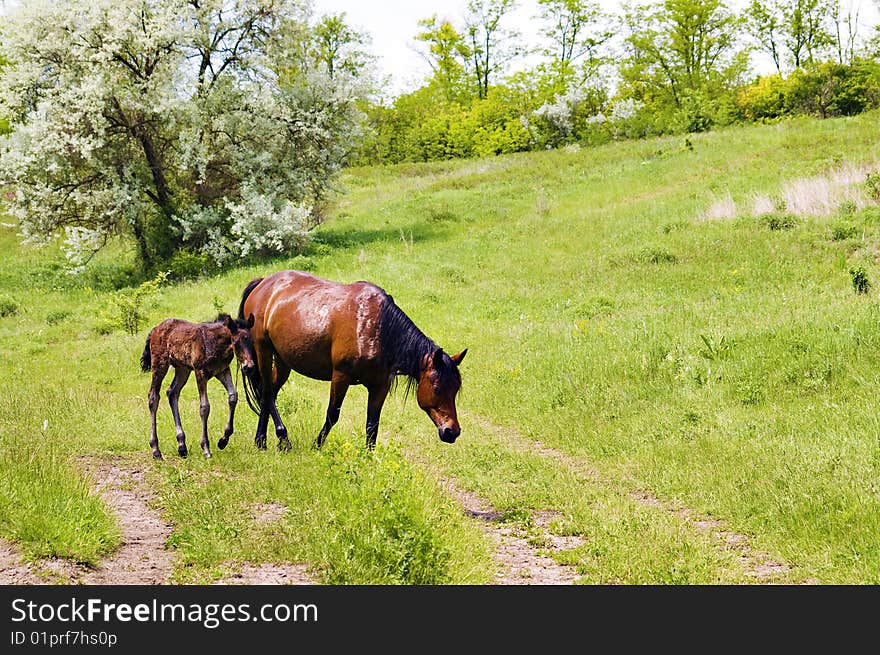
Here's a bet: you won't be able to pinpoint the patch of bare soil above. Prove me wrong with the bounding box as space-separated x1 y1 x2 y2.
438 477 584 585
78 456 174 585
0 539 47 584
215 563 315 585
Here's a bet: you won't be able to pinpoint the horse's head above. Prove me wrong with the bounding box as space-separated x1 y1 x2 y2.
225 313 256 376
417 348 467 443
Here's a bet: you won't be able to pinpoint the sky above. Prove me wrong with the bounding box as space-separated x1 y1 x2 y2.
315 0 880 96
1 0 878 95
316 0 547 95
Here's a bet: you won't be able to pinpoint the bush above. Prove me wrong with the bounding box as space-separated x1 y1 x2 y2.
104 271 168 335
168 249 211 281
737 74 787 121
0 294 18 317
764 213 798 230
866 171 880 204
850 266 870 294
831 223 859 241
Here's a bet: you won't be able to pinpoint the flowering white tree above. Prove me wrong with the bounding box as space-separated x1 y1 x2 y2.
0 0 364 270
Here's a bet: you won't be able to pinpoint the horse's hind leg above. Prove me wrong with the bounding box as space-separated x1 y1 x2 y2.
148 363 169 459
365 379 391 450
195 370 212 458
216 368 236 451
271 360 292 451
167 366 192 457
315 371 351 449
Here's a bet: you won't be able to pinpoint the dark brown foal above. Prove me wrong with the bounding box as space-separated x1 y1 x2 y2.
140 313 256 459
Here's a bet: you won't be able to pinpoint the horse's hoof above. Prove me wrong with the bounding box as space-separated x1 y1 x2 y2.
255 436 267 450
278 438 292 452
217 436 229 450
153 451 163 460
178 446 188 458
203 451 212 459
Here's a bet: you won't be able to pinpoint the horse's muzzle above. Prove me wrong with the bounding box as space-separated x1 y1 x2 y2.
439 426 460 443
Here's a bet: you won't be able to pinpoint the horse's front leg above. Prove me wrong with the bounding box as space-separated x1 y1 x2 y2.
216 368 236 450
195 370 212 458
167 367 192 458
365 379 391 450
270 361 292 451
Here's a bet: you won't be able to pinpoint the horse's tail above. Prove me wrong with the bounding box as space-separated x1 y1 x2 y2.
238 277 264 321
140 336 152 373
238 277 265 415
241 362 264 416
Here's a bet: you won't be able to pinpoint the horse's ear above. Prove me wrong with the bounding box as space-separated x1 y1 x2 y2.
432 348 444 368
451 349 467 366
224 315 237 332
246 313 255 329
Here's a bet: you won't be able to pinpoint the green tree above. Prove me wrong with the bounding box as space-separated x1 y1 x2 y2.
537 0 613 71
415 16 473 102
745 0 784 73
781 0 834 68
621 0 743 106
311 13 373 81
0 0 363 271
464 0 523 99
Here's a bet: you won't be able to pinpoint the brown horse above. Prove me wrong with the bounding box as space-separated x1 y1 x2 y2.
238 270 467 450
141 313 256 459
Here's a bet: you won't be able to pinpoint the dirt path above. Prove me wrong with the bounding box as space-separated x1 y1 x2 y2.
469 415 791 581
0 539 47 584
439 476 584 584
78 457 175 585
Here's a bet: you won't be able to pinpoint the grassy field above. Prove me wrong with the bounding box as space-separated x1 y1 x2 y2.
2 112 880 583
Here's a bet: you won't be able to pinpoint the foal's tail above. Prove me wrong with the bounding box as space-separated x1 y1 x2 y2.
239 277 264 415
140 337 152 373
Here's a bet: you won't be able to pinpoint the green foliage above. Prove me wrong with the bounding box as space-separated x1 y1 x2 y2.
737 74 788 121
850 266 870 294
764 213 799 230
866 170 880 204
45 310 71 325
168 249 211 282
830 223 858 241
785 61 880 119
0 294 19 317
104 271 169 335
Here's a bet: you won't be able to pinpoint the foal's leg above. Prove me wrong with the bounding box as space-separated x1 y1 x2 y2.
148 362 169 459
365 379 392 450
167 366 192 457
195 370 212 458
315 371 351 449
216 367 237 451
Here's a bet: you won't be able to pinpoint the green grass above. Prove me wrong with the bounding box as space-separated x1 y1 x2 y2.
2 113 880 582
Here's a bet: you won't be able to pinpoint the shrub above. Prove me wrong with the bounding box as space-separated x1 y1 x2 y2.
866 171 880 204
0 294 18 317
632 247 678 264
830 223 859 241
168 249 211 281
737 74 787 121
105 271 169 335
850 266 870 294
764 213 798 230
45 310 71 325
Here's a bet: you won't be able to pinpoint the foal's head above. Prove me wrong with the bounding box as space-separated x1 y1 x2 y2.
223 314 256 375
417 348 467 443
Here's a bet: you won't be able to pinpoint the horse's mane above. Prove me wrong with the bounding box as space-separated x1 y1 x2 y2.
377 292 460 397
